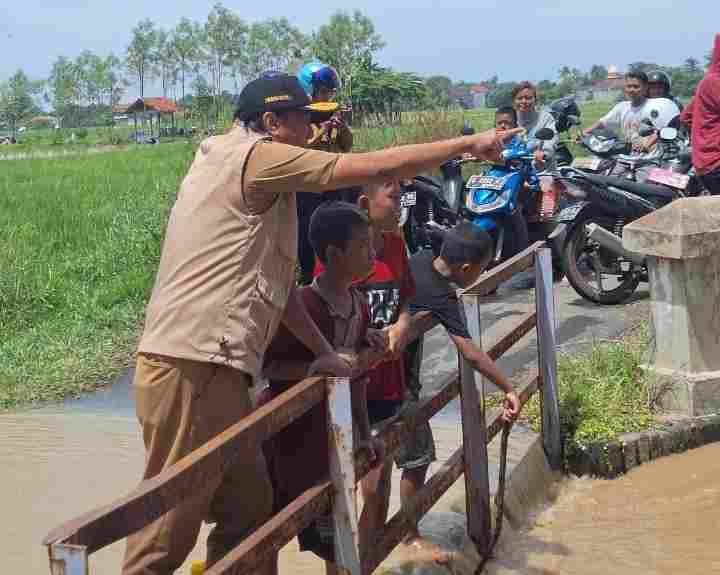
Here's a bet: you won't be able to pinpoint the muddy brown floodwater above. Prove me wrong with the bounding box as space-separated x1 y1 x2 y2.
487 442 720 575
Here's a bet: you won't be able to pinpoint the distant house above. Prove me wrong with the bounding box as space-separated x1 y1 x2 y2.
28 116 59 129
123 98 181 138
469 84 491 108
578 66 625 102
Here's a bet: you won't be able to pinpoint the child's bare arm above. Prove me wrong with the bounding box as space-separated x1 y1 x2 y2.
385 306 412 358
450 334 521 421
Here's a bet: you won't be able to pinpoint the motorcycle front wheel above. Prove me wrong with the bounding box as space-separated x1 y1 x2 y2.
563 213 640 305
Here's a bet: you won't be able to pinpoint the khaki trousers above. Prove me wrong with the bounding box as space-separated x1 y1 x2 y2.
122 354 273 575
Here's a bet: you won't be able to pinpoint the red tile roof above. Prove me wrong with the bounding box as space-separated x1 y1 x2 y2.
126 98 179 114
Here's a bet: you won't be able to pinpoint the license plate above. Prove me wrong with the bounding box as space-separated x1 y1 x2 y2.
400 191 416 207
557 203 584 222
467 174 505 190
646 168 689 190
572 157 602 171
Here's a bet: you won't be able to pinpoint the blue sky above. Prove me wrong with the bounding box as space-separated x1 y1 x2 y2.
2 0 718 97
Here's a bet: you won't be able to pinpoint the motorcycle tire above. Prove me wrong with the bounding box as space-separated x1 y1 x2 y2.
563 213 640 305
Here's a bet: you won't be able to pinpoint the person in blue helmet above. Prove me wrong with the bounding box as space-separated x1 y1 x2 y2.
296 62 354 285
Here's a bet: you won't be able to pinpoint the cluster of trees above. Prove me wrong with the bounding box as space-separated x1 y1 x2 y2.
1 5 427 132
0 3 713 135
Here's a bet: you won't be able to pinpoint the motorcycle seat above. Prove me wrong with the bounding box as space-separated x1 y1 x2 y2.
580 172 678 200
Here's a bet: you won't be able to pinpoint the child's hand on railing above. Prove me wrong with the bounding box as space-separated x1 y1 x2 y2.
308 351 356 377
356 437 386 467
365 328 390 353
502 391 521 422
384 323 410 359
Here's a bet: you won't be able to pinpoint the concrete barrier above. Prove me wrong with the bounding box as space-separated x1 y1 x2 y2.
623 197 720 416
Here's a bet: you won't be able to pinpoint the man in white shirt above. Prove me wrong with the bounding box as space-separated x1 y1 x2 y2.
584 70 679 153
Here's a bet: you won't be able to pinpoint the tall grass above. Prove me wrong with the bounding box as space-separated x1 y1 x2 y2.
522 327 656 462
0 143 195 408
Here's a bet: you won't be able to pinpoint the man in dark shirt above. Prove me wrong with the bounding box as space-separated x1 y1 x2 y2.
400 223 520 548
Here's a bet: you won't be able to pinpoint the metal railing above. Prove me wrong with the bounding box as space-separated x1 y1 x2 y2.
43 241 560 575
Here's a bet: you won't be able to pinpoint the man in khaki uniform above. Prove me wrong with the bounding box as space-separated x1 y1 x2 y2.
122 73 521 575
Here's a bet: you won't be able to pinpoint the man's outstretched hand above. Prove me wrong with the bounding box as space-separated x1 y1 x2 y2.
469 127 525 163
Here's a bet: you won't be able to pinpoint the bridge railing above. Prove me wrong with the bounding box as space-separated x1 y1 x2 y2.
43 241 560 575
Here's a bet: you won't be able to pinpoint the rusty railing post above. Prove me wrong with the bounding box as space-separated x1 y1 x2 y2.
48 543 88 575
326 377 361 575
460 294 492 554
534 247 562 470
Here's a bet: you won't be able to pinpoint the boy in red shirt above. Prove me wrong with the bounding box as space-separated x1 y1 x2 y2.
317 179 415 555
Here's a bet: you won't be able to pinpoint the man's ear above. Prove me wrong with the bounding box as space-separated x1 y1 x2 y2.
357 194 371 213
262 111 279 134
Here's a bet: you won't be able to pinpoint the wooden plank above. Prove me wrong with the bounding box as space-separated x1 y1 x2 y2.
460 241 544 296
204 483 332 575
43 311 443 554
487 311 537 361
459 294 492 555
326 378 361 575
535 248 562 470
43 376 327 551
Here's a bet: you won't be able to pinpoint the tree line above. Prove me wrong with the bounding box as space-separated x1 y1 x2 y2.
0 3 712 135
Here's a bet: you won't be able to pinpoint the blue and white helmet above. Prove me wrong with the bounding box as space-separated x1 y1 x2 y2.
297 62 341 98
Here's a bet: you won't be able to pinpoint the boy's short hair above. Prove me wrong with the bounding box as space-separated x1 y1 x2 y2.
495 106 518 127
440 222 493 265
309 201 369 263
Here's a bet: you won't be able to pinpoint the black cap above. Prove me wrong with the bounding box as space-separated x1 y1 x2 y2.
235 74 312 122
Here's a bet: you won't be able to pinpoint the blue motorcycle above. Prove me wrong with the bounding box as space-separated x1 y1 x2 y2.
464 128 564 266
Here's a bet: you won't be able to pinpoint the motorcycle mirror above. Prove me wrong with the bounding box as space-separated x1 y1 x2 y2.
638 125 656 137
659 127 678 141
535 128 555 141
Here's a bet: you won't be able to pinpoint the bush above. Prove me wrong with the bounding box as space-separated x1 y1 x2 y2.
521 329 656 462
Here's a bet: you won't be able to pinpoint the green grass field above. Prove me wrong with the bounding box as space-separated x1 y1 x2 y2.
1 102 613 409
0 143 195 408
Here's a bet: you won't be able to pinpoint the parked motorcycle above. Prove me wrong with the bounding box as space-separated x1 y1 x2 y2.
463 130 561 265
544 128 702 304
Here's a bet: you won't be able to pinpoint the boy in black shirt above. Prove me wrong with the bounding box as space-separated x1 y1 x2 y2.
399 222 520 547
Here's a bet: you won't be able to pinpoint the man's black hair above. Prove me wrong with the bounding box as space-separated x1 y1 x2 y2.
309 201 370 263
235 109 289 132
495 106 518 127
625 69 649 84
440 222 493 265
